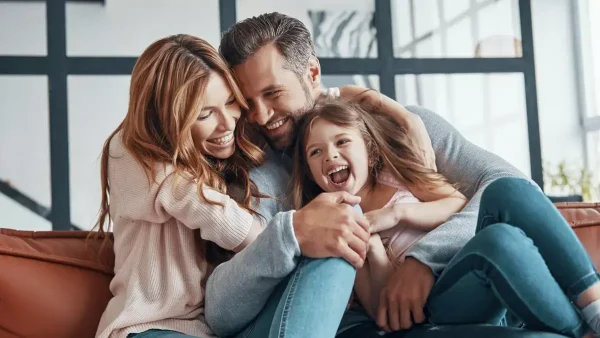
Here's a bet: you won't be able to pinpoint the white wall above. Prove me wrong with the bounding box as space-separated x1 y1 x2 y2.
0 0 587 230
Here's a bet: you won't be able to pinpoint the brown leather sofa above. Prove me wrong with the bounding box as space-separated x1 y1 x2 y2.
1 202 600 338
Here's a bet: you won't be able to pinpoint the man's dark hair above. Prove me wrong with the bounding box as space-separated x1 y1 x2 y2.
219 12 316 76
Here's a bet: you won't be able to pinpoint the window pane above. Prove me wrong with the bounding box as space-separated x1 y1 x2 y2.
0 3 47 56
68 76 130 230
583 0 600 117
592 0 600 116
66 0 221 56
322 75 379 91
236 0 377 58
392 0 522 58
395 73 530 176
544 131 598 201
586 131 600 199
0 76 51 230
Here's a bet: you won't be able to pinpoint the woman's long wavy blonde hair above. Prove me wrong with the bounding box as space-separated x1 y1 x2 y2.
292 97 450 209
92 34 265 266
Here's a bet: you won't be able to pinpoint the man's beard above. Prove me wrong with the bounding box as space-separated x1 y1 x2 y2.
267 77 315 154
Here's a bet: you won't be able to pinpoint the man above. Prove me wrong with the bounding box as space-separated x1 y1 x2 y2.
204 12 526 337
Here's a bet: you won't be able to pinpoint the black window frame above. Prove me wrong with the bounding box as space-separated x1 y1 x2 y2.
0 0 542 230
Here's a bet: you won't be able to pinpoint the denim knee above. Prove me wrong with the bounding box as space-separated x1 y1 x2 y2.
481 177 533 204
468 223 533 264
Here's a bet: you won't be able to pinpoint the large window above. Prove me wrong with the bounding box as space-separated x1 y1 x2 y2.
578 0 600 177
0 0 542 230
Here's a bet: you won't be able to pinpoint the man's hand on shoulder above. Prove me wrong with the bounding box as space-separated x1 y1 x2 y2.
293 191 370 268
339 85 436 171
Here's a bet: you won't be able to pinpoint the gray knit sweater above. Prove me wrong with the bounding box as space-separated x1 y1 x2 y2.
204 105 528 337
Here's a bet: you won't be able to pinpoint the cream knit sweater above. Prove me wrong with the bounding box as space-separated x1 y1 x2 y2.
95 131 253 338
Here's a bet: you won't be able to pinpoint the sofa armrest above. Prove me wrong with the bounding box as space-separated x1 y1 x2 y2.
556 202 600 270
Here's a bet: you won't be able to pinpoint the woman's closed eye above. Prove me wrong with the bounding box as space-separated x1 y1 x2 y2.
225 97 236 106
198 110 214 121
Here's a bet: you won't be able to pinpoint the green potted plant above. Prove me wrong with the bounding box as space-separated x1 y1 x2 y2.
544 161 597 202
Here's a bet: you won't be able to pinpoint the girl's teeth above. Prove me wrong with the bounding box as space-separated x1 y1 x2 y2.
266 118 286 130
209 133 233 145
327 165 348 175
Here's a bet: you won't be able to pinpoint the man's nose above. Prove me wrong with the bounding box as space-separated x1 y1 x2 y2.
247 100 272 126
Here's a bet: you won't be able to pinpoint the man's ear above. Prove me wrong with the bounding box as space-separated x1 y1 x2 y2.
306 57 321 90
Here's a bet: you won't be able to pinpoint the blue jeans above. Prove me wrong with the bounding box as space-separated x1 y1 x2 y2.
338 177 599 338
425 177 599 337
131 204 363 338
130 257 355 338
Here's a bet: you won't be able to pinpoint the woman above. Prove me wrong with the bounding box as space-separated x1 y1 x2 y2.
93 34 354 338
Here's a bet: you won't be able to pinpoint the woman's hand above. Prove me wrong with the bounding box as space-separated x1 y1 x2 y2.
365 205 402 233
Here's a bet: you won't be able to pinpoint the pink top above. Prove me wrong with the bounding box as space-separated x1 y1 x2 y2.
95 131 253 338
377 172 427 263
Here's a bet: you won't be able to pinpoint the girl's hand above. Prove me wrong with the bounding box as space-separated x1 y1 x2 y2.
367 233 385 255
365 205 402 233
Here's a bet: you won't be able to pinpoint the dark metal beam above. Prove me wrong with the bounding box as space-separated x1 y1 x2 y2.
68 57 137 75
319 57 526 75
66 56 527 76
519 0 544 188
374 0 396 98
0 180 51 219
0 56 48 75
391 57 526 74
3 56 526 76
47 0 72 231
319 58 381 75
0 180 82 230
219 0 237 33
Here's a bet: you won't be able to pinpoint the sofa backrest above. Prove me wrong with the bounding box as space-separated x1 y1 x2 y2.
556 202 600 268
0 229 114 338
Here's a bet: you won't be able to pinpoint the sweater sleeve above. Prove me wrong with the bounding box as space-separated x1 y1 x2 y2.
404 105 529 275
155 173 254 251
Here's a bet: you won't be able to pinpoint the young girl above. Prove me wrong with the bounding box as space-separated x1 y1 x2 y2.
291 98 467 319
294 98 600 338
93 34 267 338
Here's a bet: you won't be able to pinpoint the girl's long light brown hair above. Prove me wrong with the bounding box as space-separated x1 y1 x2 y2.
92 34 266 267
292 97 450 209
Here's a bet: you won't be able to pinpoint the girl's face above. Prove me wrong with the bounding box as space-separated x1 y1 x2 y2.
304 118 371 195
192 72 241 159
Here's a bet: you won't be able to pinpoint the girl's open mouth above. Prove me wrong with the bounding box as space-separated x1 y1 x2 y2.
328 165 350 186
